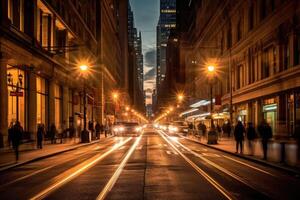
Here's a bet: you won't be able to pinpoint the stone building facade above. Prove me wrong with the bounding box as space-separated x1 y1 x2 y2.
171 0 300 138
0 0 130 147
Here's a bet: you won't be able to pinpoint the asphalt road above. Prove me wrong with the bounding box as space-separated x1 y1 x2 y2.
0 128 300 200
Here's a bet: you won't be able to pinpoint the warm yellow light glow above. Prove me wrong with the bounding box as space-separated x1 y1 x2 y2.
112 92 119 100
207 65 215 72
177 94 184 101
80 65 88 71
125 106 130 111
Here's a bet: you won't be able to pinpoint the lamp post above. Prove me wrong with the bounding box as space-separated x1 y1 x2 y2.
79 64 89 143
112 91 119 121
207 65 215 128
7 72 23 123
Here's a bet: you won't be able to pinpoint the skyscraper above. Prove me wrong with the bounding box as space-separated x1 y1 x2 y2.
156 0 176 88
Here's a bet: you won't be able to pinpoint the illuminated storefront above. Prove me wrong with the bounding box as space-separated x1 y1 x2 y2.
7 66 26 129
36 76 47 125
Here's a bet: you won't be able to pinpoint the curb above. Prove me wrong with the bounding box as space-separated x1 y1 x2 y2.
0 136 114 173
182 136 300 177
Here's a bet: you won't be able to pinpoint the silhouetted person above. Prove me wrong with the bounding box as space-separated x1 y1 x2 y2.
37 124 45 149
104 123 109 137
246 122 256 156
95 122 101 139
50 124 57 144
258 120 273 160
12 121 23 161
223 121 232 137
234 121 245 154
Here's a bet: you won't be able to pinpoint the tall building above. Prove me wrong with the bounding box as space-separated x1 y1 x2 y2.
127 2 145 114
156 0 176 88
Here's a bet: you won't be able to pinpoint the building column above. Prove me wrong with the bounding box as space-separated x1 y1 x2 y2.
28 71 37 140
62 86 69 129
48 80 55 127
0 56 8 147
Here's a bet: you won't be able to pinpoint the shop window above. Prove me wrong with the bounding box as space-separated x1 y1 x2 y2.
54 84 62 130
7 67 26 128
36 77 47 125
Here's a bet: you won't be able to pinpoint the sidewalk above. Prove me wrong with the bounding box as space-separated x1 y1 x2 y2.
184 134 300 173
0 134 111 172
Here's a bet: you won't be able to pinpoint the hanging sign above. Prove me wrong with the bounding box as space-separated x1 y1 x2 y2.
10 91 23 96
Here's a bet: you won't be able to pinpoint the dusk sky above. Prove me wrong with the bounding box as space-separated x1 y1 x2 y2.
130 0 160 104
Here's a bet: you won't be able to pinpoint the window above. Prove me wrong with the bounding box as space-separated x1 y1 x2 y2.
260 0 267 21
227 24 232 49
262 46 276 79
248 4 254 31
36 77 47 125
237 20 242 42
294 35 300 66
7 0 24 31
7 66 26 128
283 40 290 70
237 65 245 89
54 84 62 129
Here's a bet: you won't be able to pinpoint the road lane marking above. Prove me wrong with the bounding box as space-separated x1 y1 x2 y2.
166 133 271 198
222 155 276 177
158 131 233 200
30 138 132 200
96 134 143 200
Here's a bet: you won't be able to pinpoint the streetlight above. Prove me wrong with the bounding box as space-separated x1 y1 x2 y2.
207 65 216 131
7 72 23 123
80 64 89 143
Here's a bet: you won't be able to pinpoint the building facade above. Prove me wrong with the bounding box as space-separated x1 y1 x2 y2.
156 0 176 88
0 0 99 147
175 0 300 138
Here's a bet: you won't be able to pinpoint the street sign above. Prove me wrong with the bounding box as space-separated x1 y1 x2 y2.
10 91 23 96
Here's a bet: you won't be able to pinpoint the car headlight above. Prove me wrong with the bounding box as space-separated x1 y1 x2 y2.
135 127 141 132
119 126 125 132
113 127 119 132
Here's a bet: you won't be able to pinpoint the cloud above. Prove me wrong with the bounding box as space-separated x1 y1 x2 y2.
144 68 156 81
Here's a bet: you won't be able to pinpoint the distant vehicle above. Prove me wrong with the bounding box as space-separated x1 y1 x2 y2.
170 121 189 135
112 122 142 136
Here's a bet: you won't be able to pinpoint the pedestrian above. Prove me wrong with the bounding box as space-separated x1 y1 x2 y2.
197 122 202 136
234 121 245 154
88 121 94 138
104 123 109 137
95 122 101 139
12 121 23 161
216 124 222 138
50 124 57 144
202 123 207 136
246 122 256 156
258 119 273 160
37 124 45 149
8 122 14 148
227 121 232 137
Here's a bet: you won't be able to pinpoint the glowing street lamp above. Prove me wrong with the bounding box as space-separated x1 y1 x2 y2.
177 94 184 102
79 64 90 143
207 65 215 73
207 65 216 130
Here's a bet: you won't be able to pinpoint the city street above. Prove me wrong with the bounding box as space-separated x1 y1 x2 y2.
1 128 300 200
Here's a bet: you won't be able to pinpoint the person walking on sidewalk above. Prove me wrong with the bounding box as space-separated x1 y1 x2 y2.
37 124 45 149
246 122 256 156
258 119 273 160
234 121 245 154
12 121 23 161
50 124 57 144
95 122 101 139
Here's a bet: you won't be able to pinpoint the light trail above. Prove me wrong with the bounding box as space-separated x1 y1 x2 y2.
30 137 132 200
158 130 233 200
163 131 271 198
0 139 116 189
96 134 143 200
